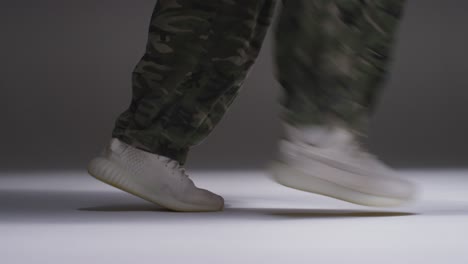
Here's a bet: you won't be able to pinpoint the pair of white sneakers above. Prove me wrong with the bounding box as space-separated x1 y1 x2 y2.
87 124 416 212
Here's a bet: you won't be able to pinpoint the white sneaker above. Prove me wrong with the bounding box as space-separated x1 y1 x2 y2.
269 123 417 207
87 138 224 212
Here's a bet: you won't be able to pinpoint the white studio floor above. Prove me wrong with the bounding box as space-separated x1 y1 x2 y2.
1 170 468 264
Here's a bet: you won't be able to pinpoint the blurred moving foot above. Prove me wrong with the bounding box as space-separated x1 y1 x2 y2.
87 138 224 212
269 123 417 207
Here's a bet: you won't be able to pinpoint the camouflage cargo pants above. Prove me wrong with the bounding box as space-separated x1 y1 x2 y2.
112 0 407 165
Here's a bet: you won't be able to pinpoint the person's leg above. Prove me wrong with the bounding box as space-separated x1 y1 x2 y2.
270 0 416 206
113 0 277 165
89 0 277 211
275 0 406 139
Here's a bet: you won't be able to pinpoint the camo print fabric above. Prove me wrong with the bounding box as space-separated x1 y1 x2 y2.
112 0 406 164
112 0 277 164
275 0 407 140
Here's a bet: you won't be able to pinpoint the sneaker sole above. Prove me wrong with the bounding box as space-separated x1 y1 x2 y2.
87 157 223 212
268 161 412 207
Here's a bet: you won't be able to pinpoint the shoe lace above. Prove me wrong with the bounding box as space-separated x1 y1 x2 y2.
348 140 372 158
164 159 189 178
345 139 388 169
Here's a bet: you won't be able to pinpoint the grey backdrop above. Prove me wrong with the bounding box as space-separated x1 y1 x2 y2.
1 0 467 171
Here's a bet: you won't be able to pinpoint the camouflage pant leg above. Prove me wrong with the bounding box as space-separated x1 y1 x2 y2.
112 0 277 165
274 0 407 139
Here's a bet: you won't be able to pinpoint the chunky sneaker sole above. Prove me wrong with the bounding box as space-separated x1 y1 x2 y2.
87 139 223 212
88 157 223 212
269 123 417 207
269 160 414 207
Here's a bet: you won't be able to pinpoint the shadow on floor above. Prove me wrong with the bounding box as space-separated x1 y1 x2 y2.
2 189 468 223
232 208 415 218
80 204 415 218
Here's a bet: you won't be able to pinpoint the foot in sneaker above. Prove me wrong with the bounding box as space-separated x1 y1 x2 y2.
269 123 417 207
87 138 224 212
